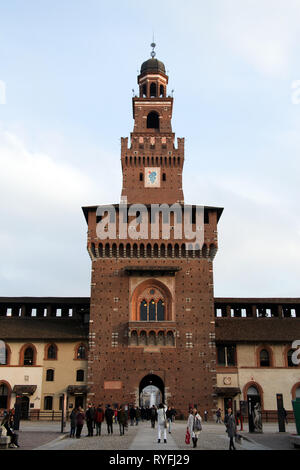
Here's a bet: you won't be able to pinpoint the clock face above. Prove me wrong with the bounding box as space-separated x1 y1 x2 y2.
144 167 161 188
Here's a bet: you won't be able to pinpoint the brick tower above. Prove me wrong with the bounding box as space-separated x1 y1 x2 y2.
82 44 223 417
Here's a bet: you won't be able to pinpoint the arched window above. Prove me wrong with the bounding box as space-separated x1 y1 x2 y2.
142 84 147 98
139 172 143 181
76 369 84 382
147 111 159 129
24 347 34 366
162 173 166 182
150 83 157 97
157 300 165 321
47 344 57 360
260 349 270 367
159 85 165 97
149 300 156 321
46 369 54 381
77 345 86 360
44 396 53 410
140 300 148 321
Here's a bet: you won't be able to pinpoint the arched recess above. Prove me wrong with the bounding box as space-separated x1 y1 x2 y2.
130 278 173 321
243 381 264 410
139 373 165 405
147 111 159 129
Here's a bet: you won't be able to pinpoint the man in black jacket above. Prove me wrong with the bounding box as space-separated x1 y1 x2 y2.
105 404 114 434
85 403 95 436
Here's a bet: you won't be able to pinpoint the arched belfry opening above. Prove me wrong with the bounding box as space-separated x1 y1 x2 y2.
147 111 159 129
150 82 157 97
139 374 165 407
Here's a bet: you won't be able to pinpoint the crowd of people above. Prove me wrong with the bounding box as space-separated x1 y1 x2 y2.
0 402 241 450
68 403 177 440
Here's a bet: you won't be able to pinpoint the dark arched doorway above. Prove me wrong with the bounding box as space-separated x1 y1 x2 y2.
247 386 261 433
139 374 164 407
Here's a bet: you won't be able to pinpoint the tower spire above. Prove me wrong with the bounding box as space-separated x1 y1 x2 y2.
150 39 156 58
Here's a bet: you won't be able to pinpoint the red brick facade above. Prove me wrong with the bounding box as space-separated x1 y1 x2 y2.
83 53 223 417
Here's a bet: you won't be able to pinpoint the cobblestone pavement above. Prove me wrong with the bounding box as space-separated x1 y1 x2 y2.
35 422 141 450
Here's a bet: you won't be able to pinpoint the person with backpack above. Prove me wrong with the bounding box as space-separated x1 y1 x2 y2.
187 407 202 448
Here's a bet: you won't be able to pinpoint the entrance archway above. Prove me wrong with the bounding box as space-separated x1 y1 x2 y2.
247 385 261 433
139 374 164 407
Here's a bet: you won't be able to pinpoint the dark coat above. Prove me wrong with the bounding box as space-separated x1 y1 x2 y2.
105 407 114 423
226 414 237 438
118 409 127 425
76 411 85 426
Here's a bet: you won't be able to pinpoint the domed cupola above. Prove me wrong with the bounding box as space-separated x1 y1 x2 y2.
138 43 169 99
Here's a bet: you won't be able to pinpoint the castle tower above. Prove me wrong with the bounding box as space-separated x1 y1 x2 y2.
82 45 223 417
121 43 184 205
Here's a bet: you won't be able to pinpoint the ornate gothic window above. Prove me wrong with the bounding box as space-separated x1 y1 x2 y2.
131 280 172 321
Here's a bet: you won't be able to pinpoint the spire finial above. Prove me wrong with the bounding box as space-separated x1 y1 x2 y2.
150 37 156 58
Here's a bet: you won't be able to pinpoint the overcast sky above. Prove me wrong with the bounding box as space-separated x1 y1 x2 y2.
0 0 300 298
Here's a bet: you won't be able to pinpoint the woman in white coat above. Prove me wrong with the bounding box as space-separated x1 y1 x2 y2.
187 407 202 448
157 403 167 443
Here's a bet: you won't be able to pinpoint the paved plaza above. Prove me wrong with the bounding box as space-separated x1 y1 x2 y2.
5 420 297 451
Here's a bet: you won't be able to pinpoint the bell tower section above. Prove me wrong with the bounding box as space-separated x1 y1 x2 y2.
121 44 184 205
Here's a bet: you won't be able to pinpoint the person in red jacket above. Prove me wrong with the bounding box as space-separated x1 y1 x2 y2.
95 404 104 436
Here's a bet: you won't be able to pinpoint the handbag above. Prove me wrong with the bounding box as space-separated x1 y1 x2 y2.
1 425 7 436
185 427 190 445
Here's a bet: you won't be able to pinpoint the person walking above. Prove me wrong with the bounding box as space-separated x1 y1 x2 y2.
166 406 173 434
216 408 222 424
204 410 208 422
187 407 202 448
105 404 114 435
75 406 85 438
150 405 157 429
135 407 141 425
85 403 95 436
129 405 136 426
225 407 236 450
95 404 104 436
69 407 77 437
157 403 168 443
117 405 127 435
